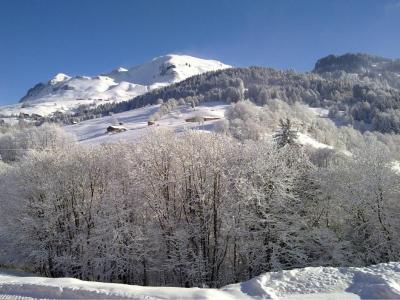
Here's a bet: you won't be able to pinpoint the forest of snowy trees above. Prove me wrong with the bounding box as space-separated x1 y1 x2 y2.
0 117 399 288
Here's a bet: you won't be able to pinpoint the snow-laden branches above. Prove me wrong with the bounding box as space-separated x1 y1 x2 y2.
0 126 399 288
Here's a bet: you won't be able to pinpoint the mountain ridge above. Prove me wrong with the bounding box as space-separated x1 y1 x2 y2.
2 52 400 131
313 52 400 74
0 54 230 117
313 52 400 89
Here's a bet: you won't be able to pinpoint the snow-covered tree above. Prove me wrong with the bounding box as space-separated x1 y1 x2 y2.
273 118 298 148
1 126 400 288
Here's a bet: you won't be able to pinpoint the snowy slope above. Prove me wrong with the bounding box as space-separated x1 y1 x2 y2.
1 262 399 299
108 54 230 88
65 102 229 144
65 101 335 151
297 133 333 150
0 55 230 117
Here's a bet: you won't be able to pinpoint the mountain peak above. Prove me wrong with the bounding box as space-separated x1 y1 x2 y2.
107 54 230 87
107 67 128 75
49 73 71 85
2 54 230 116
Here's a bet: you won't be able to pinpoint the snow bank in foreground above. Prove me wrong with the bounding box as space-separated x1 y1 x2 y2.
1 263 400 299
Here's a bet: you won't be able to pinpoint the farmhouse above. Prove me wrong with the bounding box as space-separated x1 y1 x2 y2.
19 112 30 119
106 125 127 133
185 116 221 123
31 113 43 120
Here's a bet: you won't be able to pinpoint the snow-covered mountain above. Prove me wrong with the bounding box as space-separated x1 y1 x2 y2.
0 54 230 117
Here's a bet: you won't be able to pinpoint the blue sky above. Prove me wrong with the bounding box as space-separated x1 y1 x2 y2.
0 0 400 105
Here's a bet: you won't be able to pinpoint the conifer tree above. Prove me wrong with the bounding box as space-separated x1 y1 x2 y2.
273 118 298 148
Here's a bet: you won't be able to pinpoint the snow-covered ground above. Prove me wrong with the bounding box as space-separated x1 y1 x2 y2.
296 133 333 150
308 107 329 118
65 102 229 144
391 161 400 174
0 54 230 117
1 262 399 299
65 101 336 150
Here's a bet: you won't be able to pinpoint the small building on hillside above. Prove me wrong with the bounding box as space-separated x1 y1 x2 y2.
203 117 221 121
185 116 220 123
31 113 43 120
107 125 127 133
19 112 30 119
53 111 64 118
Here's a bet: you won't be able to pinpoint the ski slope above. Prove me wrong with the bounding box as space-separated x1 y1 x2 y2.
1 262 399 299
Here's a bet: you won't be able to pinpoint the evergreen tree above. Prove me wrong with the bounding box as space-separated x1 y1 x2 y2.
273 118 298 148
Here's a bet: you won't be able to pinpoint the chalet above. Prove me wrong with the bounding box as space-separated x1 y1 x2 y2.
19 112 30 119
185 116 220 123
107 125 127 133
185 116 203 123
31 113 43 120
53 111 64 118
203 117 221 121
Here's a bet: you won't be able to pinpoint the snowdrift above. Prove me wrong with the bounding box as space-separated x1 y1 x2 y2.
1 262 399 299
